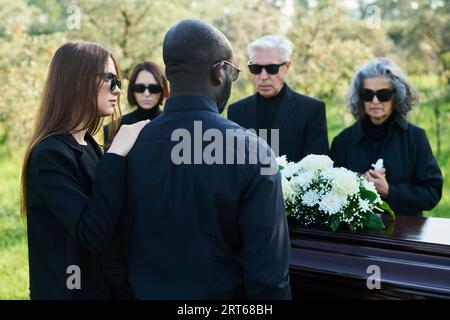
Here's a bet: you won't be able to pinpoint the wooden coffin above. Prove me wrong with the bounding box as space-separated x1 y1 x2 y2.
289 215 450 299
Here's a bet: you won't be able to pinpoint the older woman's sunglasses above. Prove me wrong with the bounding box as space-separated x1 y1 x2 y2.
361 88 395 102
248 62 287 75
132 84 162 94
98 72 121 91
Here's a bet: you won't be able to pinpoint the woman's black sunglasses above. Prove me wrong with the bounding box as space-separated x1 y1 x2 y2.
132 84 162 94
361 88 395 102
98 72 121 91
248 62 287 75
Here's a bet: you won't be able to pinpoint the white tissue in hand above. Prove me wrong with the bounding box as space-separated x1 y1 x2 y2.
371 158 384 171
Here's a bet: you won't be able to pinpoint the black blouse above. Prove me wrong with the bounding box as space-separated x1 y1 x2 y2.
361 112 396 163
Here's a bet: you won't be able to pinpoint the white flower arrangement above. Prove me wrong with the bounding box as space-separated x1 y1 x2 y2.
277 154 395 232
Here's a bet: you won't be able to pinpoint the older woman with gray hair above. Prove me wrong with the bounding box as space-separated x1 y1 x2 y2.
330 58 442 216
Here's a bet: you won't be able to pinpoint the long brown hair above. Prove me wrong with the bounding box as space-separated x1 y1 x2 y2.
20 41 122 217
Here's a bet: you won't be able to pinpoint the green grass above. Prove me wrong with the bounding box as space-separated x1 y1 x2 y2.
0 93 449 299
0 149 29 299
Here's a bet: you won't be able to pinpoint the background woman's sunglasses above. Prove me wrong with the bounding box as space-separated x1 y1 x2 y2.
248 62 287 75
98 72 121 91
361 88 395 102
132 84 162 94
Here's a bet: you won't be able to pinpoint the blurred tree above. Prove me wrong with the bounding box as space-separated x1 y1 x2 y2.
0 0 447 151
26 0 67 35
287 0 395 100
0 0 65 148
66 0 196 75
382 0 450 157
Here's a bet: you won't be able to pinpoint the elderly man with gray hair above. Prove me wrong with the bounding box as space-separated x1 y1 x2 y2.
227 35 329 162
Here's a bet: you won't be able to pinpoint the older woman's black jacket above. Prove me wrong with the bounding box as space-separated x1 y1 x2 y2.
26 133 130 299
330 114 442 216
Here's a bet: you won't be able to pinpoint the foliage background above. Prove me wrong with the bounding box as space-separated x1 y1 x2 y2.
0 0 449 299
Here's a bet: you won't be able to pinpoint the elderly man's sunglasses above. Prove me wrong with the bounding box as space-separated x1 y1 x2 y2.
132 84 162 94
361 88 395 102
98 72 121 91
248 62 287 75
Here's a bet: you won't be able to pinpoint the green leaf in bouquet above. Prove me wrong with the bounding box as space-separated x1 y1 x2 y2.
379 201 396 220
360 188 378 202
330 215 341 233
363 213 385 230
285 208 292 216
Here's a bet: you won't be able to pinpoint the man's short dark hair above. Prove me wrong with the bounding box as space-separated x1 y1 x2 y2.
163 20 233 84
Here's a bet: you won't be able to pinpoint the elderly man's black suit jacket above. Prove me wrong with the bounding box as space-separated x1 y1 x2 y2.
227 84 329 162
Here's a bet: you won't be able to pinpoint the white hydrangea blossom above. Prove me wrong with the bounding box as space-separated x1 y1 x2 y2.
291 171 315 189
276 155 289 169
298 154 334 171
281 161 302 179
281 175 295 203
319 192 347 215
323 167 359 197
301 189 321 207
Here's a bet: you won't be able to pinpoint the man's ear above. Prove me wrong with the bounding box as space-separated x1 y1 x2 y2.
211 63 223 85
285 60 292 71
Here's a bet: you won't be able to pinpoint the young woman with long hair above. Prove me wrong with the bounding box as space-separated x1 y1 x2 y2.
21 41 149 299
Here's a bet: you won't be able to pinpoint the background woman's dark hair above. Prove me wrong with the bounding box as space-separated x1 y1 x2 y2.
21 41 122 217
127 61 169 107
